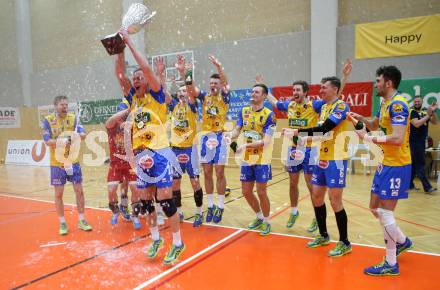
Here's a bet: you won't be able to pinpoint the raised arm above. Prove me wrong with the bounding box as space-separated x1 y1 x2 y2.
154 56 172 104
337 58 352 99
119 29 161 92
115 53 132 96
208 54 229 93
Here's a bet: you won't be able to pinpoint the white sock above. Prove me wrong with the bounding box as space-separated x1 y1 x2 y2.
79 213 85 221
156 203 164 214
177 207 183 214
172 230 182 247
263 216 270 223
384 225 397 266
218 195 225 209
196 207 203 214
396 226 406 244
291 207 298 215
256 211 264 220
59 216 66 223
207 194 214 208
150 226 160 241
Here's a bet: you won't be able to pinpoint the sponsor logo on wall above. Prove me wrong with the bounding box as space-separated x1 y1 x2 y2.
0 107 21 128
5 140 49 166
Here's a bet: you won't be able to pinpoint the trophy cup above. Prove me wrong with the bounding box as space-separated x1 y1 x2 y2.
101 3 156 55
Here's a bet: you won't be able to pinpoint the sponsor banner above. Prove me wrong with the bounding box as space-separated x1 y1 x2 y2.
372 77 440 119
226 89 273 120
355 14 440 59
0 107 21 128
79 99 122 125
272 82 373 118
37 103 78 128
5 140 50 166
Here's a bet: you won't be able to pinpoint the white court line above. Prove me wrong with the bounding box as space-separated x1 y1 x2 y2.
132 229 244 290
40 242 67 248
2 193 440 257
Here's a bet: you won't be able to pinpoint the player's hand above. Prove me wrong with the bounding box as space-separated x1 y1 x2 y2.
236 144 247 154
346 112 359 124
354 126 368 140
119 29 130 44
370 208 379 219
428 102 438 115
348 112 363 122
175 55 186 79
342 58 352 78
208 54 222 68
154 56 166 76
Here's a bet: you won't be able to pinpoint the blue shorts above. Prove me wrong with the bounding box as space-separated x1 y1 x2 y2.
311 160 347 188
50 163 82 186
286 146 318 174
371 164 411 200
172 146 200 179
240 164 272 183
135 148 174 189
200 132 228 165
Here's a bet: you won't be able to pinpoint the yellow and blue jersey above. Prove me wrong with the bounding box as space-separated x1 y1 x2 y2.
169 98 198 148
376 94 411 166
237 106 276 165
199 90 230 132
277 99 324 146
318 100 351 161
123 87 169 151
42 113 85 167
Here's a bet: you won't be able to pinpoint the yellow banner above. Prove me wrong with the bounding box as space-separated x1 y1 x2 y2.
355 14 440 59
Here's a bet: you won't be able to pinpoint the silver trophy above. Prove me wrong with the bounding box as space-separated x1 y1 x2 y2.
101 3 156 55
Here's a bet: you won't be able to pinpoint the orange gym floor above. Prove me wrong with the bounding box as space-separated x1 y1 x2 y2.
1 194 439 290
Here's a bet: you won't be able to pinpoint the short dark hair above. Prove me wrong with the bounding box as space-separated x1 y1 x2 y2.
133 67 142 74
210 73 221 79
253 84 269 95
413 95 422 100
292 80 309 94
54 95 68 105
376 65 402 89
321 76 341 91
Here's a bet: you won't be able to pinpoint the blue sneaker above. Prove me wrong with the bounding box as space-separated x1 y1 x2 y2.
212 207 224 224
364 259 399 276
119 205 131 221
206 206 215 223
193 213 203 227
396 237 413 257
110 213 119 225
132 216 141 230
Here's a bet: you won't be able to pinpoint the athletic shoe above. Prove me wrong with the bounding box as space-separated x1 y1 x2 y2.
193 213 203 227
225 187 231 197
212 207 224 224
259 222 272 236
286 212 299 228
157 211 165 226
78 220 93 231
206 206 215 223
307 235 330 248
396 237 413 256
248 218 264 230
59 222 68 235
132 216 141 230
163 243 186 265
328 241 352 257
307 218 318 232
178 211 184 222
110 213 119 225
119 205 131 221
425 187 437 194
364 259 399 276
147 238 164 259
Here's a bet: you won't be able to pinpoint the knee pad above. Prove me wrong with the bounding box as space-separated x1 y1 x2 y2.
142 199 155 214
131 201 142 216
159 198 177 217
194 189 203 207
109 202 119 214
376 208 395 227
172 190 182 207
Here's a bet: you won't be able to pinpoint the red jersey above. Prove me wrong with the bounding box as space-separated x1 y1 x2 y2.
107 125 128 164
